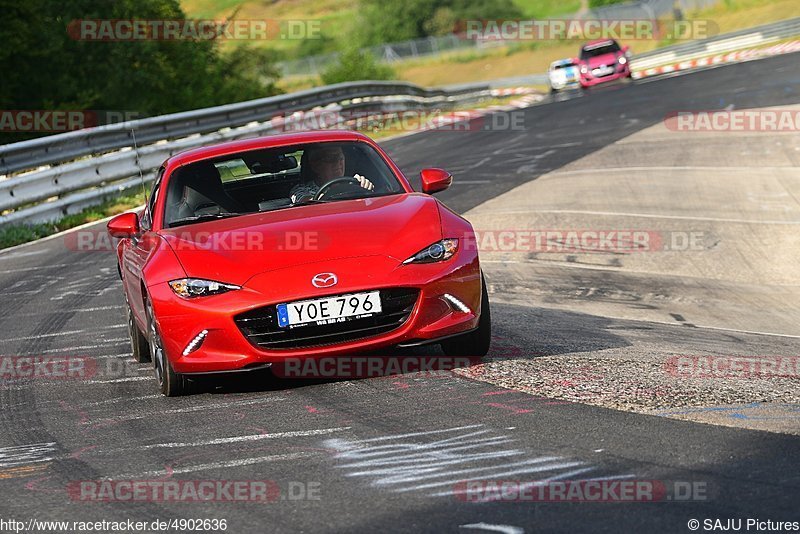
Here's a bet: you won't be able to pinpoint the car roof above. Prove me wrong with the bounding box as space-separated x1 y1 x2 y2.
582 39 618 50
165 130 371 168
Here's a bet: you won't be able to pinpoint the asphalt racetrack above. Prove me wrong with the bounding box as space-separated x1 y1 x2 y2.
0 53 799 533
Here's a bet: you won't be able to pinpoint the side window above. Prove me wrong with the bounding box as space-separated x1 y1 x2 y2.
141 167 164 230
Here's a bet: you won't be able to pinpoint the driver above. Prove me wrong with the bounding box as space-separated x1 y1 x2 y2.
290 145 373 203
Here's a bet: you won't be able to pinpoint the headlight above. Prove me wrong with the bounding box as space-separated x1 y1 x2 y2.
580 65 588 73
169 278 240 298
618 56 627 65
403 239 458 264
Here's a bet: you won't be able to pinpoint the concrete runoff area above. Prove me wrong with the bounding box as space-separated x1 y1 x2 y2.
457 103 800 434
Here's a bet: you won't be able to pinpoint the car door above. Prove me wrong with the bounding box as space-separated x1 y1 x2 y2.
122 168 164 325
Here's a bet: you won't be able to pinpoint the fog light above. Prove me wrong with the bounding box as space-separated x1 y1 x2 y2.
442 294 471 314
183 330 208 356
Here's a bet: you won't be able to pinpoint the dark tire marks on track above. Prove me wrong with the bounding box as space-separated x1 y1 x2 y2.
0 52 799 532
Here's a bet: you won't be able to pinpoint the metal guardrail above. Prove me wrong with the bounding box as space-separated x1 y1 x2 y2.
630 17 800 70
0 81 484 177
0 81 493 226
2 17 799 227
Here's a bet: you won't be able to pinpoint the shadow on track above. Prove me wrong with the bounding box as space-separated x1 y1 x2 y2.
181 302 631 396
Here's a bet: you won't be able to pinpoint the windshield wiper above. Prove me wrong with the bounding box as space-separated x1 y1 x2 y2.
168 212 244 228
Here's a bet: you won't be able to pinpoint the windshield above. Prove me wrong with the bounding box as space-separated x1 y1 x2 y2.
580 41 621 59
163 141 405 228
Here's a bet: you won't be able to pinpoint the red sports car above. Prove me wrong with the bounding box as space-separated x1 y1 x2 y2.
577 39 631 88
108 131 491 396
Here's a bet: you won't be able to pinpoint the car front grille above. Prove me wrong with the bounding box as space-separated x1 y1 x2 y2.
592 65 617 78
234 288 420 350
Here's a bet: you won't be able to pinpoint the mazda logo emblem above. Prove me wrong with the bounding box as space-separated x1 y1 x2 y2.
311 272 338 288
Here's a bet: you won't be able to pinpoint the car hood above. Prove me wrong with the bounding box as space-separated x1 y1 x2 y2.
159 193 443 286
583 53 620 68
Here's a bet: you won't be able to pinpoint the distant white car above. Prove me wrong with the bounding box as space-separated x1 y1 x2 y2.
548 58 581 93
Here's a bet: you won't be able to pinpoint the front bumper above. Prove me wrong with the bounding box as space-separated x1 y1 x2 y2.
147 251 482 374
550 79 580 91
580 63 631 87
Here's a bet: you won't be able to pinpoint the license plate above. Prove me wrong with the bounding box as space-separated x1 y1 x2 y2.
276 291 382 328
593 67 613 76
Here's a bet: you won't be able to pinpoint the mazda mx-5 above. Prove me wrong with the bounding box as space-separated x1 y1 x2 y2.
108 131 491 396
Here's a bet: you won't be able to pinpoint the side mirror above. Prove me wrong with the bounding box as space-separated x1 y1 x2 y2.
107 212 140 238
420 168 452 194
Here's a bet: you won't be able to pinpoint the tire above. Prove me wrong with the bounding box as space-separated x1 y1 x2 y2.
125 295 150 363
440 275 491 358
145 297 187 397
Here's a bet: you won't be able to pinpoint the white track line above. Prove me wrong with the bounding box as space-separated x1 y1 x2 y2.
84 376 154 384
84 394 162 406
477 208 800 225
15 344 128 355
0 264 80 273
12 306 124 318
0 210 140 257
110 452 315 479
144 426 351 449
396 461 586 493
460 523 524 534
330 425 484 446
85 398 289 426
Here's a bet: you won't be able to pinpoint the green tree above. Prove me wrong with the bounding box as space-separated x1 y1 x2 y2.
0 0 282 144
355 0 522 46
588 0 628 7
320 48 396 85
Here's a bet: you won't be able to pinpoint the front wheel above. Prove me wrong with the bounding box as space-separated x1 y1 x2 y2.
146 298 187 397
441 275 491 358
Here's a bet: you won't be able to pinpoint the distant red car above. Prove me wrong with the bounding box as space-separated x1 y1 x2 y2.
578 39 631 88
108 131 491 396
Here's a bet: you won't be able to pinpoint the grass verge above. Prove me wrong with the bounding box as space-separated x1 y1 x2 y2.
277 0 800 90
0 189 145 251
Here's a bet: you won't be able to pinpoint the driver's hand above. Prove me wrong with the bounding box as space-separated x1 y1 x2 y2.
291 192 313 204
354 174 374 191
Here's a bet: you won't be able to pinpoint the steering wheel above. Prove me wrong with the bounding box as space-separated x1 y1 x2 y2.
313 176 363 201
